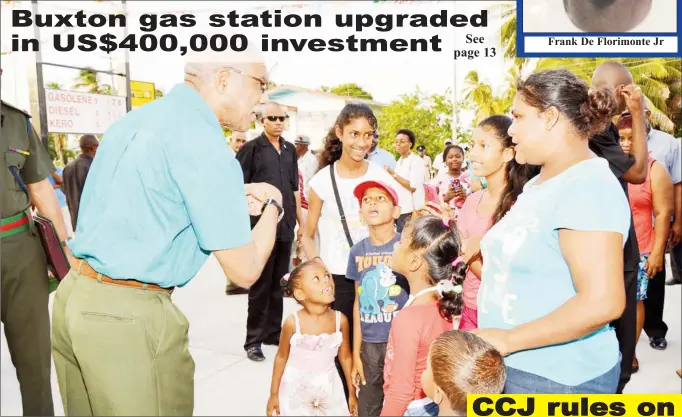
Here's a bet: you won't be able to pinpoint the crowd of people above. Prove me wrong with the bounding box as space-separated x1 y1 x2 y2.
0 51 680 417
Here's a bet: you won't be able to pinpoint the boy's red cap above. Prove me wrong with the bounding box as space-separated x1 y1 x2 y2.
354 181 400 206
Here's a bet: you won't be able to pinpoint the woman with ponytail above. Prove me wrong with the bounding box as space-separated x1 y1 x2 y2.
381 215 466 417
473 70 631 394
456 115 538 330
302 103 400 398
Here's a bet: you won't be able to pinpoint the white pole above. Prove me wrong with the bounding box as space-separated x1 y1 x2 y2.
452 0 458 143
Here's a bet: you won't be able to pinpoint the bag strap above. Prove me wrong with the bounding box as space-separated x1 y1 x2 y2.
329 163 354 248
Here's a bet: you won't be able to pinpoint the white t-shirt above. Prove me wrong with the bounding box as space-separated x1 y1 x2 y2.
395 153 426 214
308 161 400 275
298 150 319 198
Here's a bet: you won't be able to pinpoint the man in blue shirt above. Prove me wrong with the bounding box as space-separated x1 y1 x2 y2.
51 53 283 416
367 134 396 170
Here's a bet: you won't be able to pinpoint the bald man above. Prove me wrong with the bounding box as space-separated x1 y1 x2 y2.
236 101 303 362
563 0 652 32
590 61 649 394
229 131 248 154
51 49 284 415
62 134 99 230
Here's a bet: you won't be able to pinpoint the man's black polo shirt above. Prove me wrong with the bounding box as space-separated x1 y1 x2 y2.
589 122 640 276
236 133 298 242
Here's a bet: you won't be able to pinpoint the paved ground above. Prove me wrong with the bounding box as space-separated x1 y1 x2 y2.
2 255 680 416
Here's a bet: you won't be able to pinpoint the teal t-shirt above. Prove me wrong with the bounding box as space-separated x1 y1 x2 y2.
69 84 251 288
478 158 630 386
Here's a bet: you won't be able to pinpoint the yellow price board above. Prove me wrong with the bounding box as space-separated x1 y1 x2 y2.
130 81 155 108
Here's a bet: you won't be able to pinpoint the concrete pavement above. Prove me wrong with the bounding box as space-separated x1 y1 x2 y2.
2 255 680 416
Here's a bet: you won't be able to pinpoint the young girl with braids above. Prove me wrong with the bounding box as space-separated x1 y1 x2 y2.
381 215 467 417
267 260 357 416
457 115 538 330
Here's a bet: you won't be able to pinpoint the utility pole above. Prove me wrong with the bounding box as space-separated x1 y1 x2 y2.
122 0 132 112
32 0 48 149
451 0 458 143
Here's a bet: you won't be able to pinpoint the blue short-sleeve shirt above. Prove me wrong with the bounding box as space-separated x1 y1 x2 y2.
478 158 630 386
49 166 67 208
346 234 410 343
69 84 252 288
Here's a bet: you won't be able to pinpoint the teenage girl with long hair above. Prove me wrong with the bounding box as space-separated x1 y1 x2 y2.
457 115 538 330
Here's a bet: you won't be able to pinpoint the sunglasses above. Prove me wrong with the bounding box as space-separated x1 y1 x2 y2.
266 115 289 122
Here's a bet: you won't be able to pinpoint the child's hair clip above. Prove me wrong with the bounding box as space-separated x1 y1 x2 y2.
282 273 291 282
452 256 464 267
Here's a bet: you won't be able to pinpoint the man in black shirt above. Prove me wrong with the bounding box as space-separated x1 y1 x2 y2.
237 102 303 362
590 62 648 393
62 134 99 230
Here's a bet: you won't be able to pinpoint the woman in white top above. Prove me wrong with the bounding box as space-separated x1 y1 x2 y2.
302 103 399 396
386 129 426 232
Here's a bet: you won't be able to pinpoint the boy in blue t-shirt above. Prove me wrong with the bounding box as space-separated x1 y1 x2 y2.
347 180 410 417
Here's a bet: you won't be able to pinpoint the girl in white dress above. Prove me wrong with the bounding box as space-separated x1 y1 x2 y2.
267 260 357 416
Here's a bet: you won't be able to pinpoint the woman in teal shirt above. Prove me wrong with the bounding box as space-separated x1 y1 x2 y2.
473 69 632 393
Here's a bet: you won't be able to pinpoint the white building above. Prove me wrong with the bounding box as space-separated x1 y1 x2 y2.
265 85 385 151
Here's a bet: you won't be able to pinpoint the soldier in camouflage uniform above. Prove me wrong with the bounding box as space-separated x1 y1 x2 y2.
1 100 73 416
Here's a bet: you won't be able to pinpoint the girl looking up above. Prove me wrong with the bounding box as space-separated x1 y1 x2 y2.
381 215 467 417
267 260 357 416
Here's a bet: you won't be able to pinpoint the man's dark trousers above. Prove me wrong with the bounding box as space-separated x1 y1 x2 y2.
244 241 292 349
612 270 637 394
671 242 681 282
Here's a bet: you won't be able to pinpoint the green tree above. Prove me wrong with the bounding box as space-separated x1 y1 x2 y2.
73 67 112 95
320 83 374 100
376 89 453 159
497 4 528 74
462 70 516 125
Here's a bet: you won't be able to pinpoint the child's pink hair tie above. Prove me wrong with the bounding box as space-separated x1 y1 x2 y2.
282 273 291 282
452 256 464 267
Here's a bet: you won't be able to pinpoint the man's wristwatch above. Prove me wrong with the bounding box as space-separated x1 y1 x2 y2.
262 198 284 223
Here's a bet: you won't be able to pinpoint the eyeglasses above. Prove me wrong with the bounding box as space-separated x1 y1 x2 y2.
266 115 289 122
226 66 268 94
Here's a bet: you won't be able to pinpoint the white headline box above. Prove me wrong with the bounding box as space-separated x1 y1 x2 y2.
525 36 678 54
45 89 127 135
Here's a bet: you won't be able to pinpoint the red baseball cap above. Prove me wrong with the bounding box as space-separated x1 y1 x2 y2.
354 181 400 206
